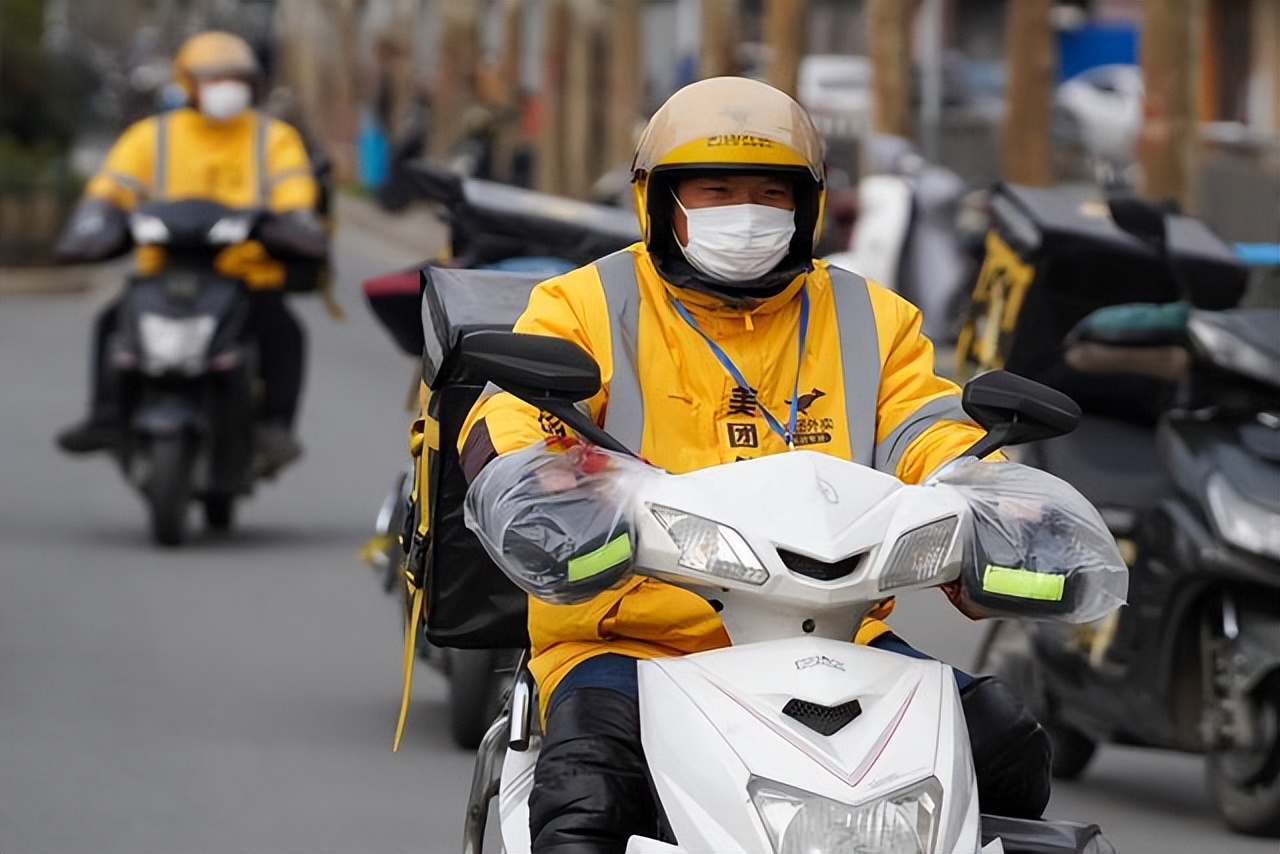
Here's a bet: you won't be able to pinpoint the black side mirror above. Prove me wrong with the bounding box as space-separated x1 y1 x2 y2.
460 330 601 401
459 331 636 456
961 370 1081 459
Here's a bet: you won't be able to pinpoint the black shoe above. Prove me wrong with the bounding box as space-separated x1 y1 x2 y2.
252 425 303 478
56 419 120 454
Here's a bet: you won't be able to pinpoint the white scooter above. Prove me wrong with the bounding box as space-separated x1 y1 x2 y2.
457 331 1121 854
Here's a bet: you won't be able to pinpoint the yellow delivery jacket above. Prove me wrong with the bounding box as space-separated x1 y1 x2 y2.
85 106 317 289
459 244 989 717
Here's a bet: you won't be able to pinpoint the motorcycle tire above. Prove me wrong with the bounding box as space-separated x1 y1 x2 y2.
1207 679 1280 837
448 648 504 750
203 493 235 532
974 621 1100 779
1046 723 1098 781
148 436 194 546
973 621 1048 717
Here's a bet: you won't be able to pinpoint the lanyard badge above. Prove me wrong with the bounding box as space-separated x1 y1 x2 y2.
672 288 810 449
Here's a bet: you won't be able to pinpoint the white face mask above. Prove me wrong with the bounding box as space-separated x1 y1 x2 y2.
675 198 796 283
198 81 252 121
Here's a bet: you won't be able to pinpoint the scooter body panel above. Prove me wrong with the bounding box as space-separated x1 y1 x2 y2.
637 638 980 853
494 639 981 854
115 265 256 503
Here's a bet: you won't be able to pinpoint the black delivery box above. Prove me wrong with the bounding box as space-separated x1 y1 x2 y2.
417 266 548 649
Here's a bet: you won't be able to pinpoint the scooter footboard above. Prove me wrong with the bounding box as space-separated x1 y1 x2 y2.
980 815 1114 854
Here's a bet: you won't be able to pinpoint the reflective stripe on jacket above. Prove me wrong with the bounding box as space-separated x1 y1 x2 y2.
85 107 317 288
459 243 986 717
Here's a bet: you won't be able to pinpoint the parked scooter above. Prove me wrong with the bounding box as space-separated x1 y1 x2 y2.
826 134 975 343
977 304 1280 837
361 164 639 749
456 330 1124 854
961 185 1280 837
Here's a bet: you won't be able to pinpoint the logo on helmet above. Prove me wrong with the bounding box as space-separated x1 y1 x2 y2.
706 134 775 149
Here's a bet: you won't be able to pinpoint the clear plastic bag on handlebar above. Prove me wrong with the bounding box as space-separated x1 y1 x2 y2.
463 440 658 605
931 458 1129 623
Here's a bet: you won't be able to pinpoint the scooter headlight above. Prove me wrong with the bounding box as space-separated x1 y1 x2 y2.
879 517 958 592
648 504 768 585
1204 472 1280 560
129 212 169 244
1187 313 1279 387
749 776 943 854
207 214 255 245
139 312 217 375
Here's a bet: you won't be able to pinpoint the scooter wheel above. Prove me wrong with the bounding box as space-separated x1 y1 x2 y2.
204 494 235 531
1208 680 1280 837
449 648 503 750
148 436 193 547
1046 723 1097 780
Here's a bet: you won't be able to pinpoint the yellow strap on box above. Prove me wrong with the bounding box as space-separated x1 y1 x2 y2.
392 582 424 752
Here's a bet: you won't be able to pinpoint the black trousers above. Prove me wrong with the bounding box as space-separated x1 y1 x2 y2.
86 289 304 429
528 639 1052 854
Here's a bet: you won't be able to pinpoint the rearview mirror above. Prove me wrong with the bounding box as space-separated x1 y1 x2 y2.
961 371 1081 458
459 331 601 402
459 331 638 457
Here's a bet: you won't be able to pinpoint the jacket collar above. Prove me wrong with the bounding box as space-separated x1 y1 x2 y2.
644 250 810 318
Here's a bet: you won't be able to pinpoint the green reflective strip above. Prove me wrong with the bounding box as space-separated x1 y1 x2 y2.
982 565 1065 601
568 533 631 582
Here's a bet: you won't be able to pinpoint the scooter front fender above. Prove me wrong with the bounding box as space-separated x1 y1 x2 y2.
131 395 207 438
1233 608 1280 694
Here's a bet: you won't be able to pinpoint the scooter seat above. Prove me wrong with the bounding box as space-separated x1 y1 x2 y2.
1028 414 1171 516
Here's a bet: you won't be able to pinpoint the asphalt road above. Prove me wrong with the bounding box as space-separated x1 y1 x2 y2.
1 216 1273 854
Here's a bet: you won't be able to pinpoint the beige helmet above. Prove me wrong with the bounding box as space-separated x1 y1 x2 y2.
172 31 260 101
631 76 827 251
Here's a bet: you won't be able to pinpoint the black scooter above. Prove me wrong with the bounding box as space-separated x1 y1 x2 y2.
963 186 1280 837
107 200 324 545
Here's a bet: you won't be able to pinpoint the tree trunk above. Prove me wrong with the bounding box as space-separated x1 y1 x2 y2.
429 0 481 159
1138 0 1203 211
765 0 807 99
537 0 570 195
700 0 739 80
1001 0 1054 187
380 1 419 140
491 0 525 183
867 0 913 137
562 0 601 200
274 0 347 174
606 0 643 170
331 0 367 185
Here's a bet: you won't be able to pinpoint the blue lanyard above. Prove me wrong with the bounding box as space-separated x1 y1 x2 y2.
671 288 810 448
